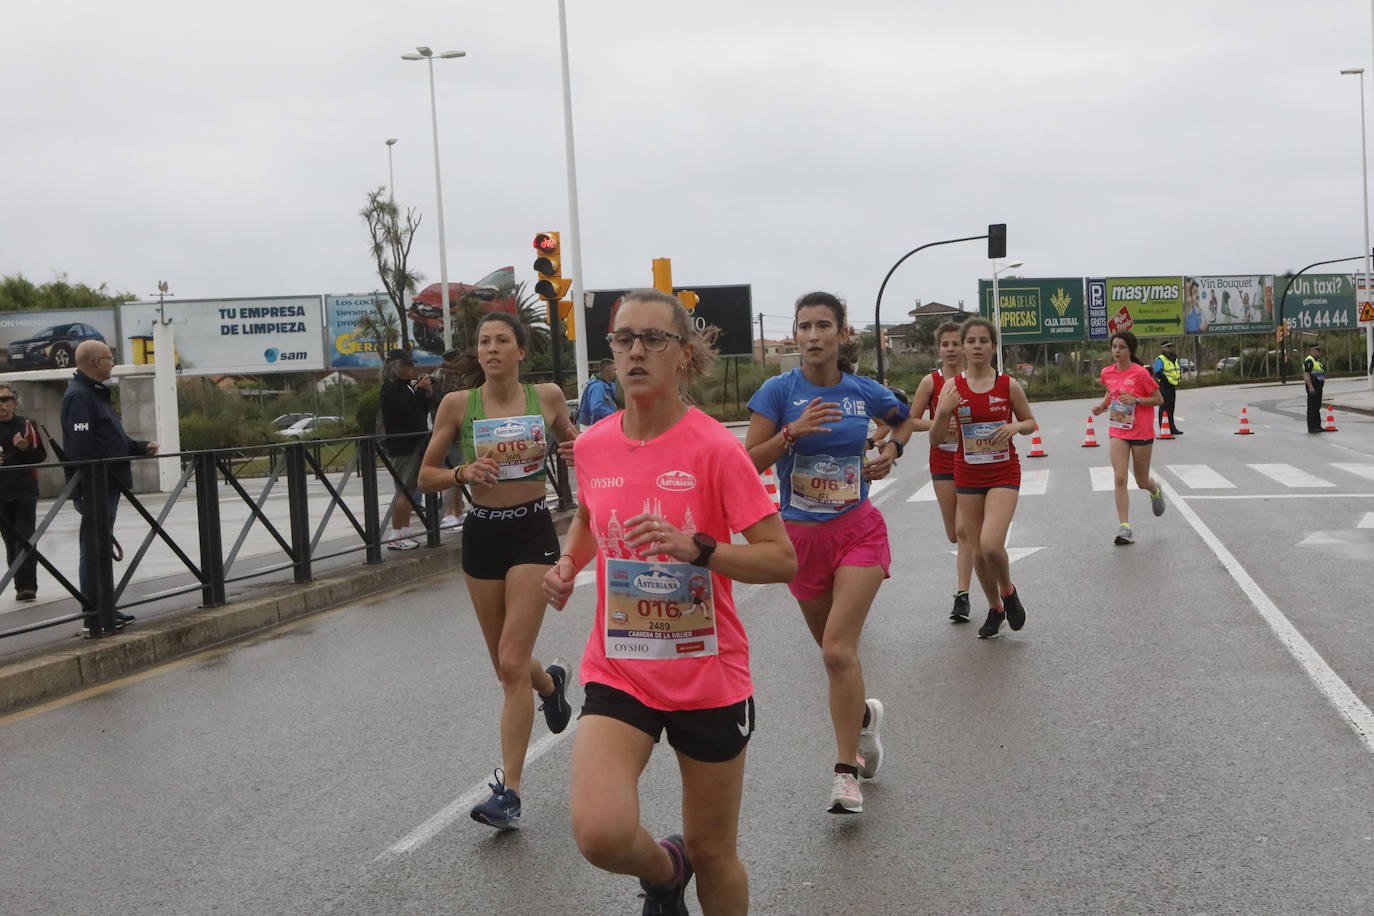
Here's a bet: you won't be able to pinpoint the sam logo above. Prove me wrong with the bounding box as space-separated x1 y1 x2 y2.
634 569 682 595
492 420 525 439
264 348 309 363
812 459 840 476
656 470 696 491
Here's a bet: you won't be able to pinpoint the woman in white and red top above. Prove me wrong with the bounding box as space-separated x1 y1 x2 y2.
909 319 972 623
543 289 795 915
1092 330 1166 545
929 318 1036 640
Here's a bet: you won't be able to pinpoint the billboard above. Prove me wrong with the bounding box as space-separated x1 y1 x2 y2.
583 285 754 359
325 295 441 370
0 308 118 371
977 278 1086 343
1273 274 1358 333
1100 277 1184 338
119 296 326 376
1186 274 1273 334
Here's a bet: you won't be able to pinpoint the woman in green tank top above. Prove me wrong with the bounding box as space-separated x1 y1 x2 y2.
418 312 579 830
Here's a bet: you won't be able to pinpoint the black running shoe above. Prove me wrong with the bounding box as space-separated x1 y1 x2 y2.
639 834 693 915
950 592 970 623
1003 588 1025 631
977 609 1005 639
539 656 573 734
469 768 521 830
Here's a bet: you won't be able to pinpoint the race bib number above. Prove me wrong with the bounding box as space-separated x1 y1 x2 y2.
789 452 862 513
603 558 717 660
960 421 1010 464
1108 399 1135 431
472 414 546 479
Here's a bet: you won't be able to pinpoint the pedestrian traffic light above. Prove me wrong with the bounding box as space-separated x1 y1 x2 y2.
988 223 1007 259
533 232 572 301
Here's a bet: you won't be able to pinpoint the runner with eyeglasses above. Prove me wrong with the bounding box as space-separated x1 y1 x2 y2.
418 311 579 831
544 289 795 915
746 290 913 816
928 317 1035 639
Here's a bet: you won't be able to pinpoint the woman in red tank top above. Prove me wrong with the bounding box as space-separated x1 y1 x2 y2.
928 318 1036 639
909 320 971 622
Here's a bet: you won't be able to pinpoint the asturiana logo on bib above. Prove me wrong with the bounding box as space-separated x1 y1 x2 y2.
493 421 525 439
634 569 682 595
813 459 840 476
656 470 696 491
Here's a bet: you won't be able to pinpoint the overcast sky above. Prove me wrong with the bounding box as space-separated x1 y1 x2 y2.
4 1 1374 342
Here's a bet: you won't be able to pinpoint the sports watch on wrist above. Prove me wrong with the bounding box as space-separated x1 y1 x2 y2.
690 532 717 567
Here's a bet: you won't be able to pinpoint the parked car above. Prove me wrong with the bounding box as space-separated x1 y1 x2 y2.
277 415 343 439
6 322 107 369
1178 358 1198 381
1216 356 1240 371
271 412 312 430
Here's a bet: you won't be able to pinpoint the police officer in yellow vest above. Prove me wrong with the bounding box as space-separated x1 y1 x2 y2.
1151 340 1183 436
1304 342 1326 433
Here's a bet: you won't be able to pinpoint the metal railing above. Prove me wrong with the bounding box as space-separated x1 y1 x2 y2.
0 431 573 640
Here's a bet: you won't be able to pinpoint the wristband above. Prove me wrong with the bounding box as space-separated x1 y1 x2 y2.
781 423 796 452
454 464 466 485
886 438 905 459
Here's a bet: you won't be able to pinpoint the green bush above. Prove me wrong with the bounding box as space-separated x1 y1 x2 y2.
180 413 278 451
355 385 381 435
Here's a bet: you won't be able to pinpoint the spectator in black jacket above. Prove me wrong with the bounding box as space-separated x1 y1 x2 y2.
0 384 46 601
380 349 432 549
61 340 157 629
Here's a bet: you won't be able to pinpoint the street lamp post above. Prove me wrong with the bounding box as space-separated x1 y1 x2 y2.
402 45 466 353
991 259 1024 374
385 138 398 203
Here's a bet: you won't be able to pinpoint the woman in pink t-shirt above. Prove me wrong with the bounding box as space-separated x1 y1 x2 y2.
1092 331 1167 545
543 289 796 915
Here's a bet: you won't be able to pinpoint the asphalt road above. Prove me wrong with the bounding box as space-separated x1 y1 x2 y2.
3 379 1372 915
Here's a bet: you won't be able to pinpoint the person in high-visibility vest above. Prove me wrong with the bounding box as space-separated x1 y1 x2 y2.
1304 342 1326 433
1151 340 1184 436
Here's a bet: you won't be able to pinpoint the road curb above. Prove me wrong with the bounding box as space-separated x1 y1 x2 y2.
0 509 577 716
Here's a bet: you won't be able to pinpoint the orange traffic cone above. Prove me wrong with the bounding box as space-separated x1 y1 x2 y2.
761 465 781 508
1324 404 1338 432
1027 424 1047 457
1234 406 1254 435
1081 414 1100 448
1158 411 1173 440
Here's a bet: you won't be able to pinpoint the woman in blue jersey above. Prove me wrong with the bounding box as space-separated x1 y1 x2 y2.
418 311 579 831
745 291 914 815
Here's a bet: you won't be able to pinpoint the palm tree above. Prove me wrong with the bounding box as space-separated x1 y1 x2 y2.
353 297 400 357
360 187 423 349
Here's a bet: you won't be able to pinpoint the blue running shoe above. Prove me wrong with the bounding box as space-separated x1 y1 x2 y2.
540 656 573 734
638 833 693 915
469 768 521 831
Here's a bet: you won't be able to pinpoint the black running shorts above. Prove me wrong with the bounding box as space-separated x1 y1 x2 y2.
579 682 754 763
460 497 559 579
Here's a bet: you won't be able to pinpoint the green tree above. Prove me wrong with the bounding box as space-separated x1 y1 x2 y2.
360 187 423 350
0 272 135 311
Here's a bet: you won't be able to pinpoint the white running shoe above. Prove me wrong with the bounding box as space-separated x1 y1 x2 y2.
856 698 884 778
442 514 460 528
827 771 863 814
387 537 420 551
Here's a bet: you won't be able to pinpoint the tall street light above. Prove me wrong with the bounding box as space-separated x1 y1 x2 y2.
402 45 466 353
1341 67 1374 387
991 258 1024 373
385 138 398 202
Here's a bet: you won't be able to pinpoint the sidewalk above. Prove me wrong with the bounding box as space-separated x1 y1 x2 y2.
1329 380 1374 415
0 473 574 715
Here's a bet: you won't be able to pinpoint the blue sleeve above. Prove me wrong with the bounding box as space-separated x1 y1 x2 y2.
858 377 908 424
1152 357 1165 373
746 373 786 424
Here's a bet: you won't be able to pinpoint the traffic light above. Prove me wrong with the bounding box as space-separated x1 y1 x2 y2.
988 223 1007 259
676 290 699 312
559 300 576 340
533 232 572 301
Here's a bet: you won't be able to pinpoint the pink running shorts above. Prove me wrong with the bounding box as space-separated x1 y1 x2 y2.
783 500 891 600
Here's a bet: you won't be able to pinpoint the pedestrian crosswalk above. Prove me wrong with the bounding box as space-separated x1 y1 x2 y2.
900 462 1374 499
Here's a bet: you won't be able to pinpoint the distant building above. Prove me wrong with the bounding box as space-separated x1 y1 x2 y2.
755 337 798 364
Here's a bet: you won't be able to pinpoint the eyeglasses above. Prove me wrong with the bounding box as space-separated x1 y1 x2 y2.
606 329 684 353
0 396 15 403
95 355 116 364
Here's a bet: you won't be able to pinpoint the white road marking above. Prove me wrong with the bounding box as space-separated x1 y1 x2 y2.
379 727 575 860
1089 466 1115 492
1160 479 1374 756
1019 469 1049 496
1165 464 1235 489
1359 512 1374 529
907 481 937 502
1181 493 1374 500
1248 463 1335 488
868 478 895 500
1333 463 1374 482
